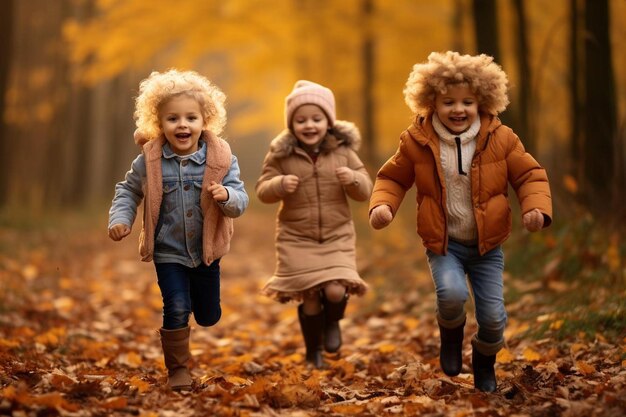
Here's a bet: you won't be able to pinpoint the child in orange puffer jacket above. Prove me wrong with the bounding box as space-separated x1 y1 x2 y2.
369 51 552 392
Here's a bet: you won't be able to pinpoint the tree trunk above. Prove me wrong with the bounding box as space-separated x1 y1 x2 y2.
512 0 532 153
361 0 374 163
570 0 583 180
582 0 616 215
0 0 15 206
472 0 516 130
471 0 500 62
451 0 467 53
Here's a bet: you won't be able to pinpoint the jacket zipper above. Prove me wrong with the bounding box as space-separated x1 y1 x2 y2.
313 163 322 243
430 142 449 254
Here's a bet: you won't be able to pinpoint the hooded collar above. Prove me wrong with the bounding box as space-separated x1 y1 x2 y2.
268 119 362 159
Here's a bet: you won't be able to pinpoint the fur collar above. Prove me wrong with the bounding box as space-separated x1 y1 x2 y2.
268 120 361 158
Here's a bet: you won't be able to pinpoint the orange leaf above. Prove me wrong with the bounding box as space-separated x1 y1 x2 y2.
0 338 20 348
576 360 596 375
31 393 80 412
35 328 66 347
224 375 252 386
522 347 541 362
403 317 420 330
331 404 367 415
378 344 396 353
549 319 564 330
129 376 150 393
50 373 76 389
117 352 142 368
100 397 128 409
496 348 514 364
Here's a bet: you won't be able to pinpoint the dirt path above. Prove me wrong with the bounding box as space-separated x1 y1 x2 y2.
0 209 624 416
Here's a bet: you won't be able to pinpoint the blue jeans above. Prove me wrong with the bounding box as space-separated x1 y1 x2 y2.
155 259 222 330
426 241 506 354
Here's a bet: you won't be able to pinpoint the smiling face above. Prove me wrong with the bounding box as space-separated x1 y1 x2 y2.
158 94 205 156
434 83 479 134
291 104 329 152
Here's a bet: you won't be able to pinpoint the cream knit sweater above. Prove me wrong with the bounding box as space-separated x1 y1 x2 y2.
432 114 481 244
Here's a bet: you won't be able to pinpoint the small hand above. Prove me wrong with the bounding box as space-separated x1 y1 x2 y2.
207 181 228 202
369 205 393 230
282 175 300 193
522 208 544 232
109 224 131 241
335 167 355 185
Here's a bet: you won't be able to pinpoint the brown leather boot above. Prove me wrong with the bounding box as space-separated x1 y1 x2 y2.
159 327 192 390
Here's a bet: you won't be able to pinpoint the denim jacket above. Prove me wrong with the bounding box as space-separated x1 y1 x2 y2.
109 138 248 267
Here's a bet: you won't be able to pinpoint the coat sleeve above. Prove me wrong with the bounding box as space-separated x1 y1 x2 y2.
255 152 287 204
369 135 416 215
505 132 553 227
343 148 373 202
220 154 249 218
108 154 146 229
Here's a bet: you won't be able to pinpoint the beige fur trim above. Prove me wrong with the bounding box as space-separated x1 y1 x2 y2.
269 120 361 158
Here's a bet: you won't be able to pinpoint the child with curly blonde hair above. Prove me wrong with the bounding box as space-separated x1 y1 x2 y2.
108 69 248 390
369 52 552 392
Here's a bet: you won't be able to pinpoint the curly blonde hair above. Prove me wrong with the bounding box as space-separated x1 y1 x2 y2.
134 69 227 140
403 51 509 116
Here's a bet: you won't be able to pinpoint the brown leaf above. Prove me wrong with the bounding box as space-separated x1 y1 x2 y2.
575 360 596 375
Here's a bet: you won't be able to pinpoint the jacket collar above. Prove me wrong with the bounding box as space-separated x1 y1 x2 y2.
144 133 212 166
407 111 502 151
162 140 206 165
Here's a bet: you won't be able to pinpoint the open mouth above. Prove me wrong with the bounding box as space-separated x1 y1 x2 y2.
175 133 191 139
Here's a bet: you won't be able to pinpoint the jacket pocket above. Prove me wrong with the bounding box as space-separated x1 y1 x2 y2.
161 182 180 214
193 181 205 213
155 222 170 244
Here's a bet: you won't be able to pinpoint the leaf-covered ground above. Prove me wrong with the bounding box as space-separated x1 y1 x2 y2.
0 209 625 416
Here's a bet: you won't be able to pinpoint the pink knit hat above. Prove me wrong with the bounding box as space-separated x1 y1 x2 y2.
285 80 336 128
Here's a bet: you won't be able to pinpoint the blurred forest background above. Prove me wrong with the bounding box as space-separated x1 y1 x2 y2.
0 0 624 220
0 0 624 300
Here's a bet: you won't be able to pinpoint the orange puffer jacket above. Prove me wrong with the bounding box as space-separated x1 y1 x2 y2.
369 112 552 255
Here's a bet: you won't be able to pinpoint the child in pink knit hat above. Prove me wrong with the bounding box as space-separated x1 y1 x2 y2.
256 80 372 368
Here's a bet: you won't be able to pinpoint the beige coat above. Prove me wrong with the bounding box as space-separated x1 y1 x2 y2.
256 121 372 302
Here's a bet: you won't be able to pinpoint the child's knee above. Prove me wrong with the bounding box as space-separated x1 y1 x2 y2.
302 291 322 314
479 314 507 333
323 282 346 302
195 307 222 327
164 309 191 330
437 285 468 305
